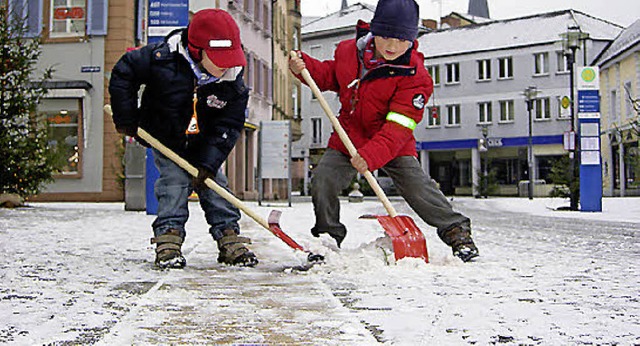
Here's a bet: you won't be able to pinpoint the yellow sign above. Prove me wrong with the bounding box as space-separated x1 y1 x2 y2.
561 96 570 109
581 68 596 82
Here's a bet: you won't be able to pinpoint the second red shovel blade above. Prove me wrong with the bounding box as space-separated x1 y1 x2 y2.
375 215 429 263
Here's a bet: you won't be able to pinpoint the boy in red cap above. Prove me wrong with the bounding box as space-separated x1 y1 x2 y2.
289 0 478 262
109 9 258 268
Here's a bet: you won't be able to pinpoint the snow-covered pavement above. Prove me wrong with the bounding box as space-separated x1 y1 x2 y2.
1 197 639 345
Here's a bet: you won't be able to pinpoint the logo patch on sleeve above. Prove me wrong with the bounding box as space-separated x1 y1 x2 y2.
412 94 426 110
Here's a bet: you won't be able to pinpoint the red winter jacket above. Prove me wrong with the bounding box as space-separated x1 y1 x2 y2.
296 21 433 171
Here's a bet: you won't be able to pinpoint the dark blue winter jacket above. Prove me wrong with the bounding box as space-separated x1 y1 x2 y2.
108 29 249 172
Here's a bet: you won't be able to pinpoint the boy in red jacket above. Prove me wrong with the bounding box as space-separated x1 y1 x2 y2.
289 0 478 261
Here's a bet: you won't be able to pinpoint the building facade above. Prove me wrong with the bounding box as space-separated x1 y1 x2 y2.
596 19 640 197
293 3 375 195
416 10 621 196
296 7 623 197
16 0 274 201
10 0 121 201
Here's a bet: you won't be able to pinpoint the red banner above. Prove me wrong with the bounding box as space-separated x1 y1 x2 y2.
53 7 85 20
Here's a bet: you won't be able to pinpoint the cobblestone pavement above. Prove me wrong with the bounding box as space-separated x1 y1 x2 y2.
1 199 638 345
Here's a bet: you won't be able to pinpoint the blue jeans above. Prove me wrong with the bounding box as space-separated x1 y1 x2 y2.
151 149 241 241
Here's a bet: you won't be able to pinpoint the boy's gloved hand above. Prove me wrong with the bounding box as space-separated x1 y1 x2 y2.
192 167 215 190
116 125 149 146
116 125 138 137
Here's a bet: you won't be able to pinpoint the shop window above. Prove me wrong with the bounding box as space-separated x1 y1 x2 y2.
38 98 83 177
46 0 87 40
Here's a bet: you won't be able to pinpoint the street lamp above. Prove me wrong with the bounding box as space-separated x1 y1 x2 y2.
523 86 540 200
560 25 589 210
480 125 489 198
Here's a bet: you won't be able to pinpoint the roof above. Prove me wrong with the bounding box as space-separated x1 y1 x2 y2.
594 18 640 65
418 9 623 58
302 2 375 35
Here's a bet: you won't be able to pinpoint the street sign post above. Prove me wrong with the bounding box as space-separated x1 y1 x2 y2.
576 66 602 212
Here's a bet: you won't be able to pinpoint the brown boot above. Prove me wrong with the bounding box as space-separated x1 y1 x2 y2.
438 226 479 262
151 229 186 269
217 229 258 267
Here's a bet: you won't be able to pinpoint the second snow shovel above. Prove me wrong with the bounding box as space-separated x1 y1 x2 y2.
294 55 428 263
104 105 323 265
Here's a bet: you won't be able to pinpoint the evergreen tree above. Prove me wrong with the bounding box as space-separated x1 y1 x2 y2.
0 5 55 197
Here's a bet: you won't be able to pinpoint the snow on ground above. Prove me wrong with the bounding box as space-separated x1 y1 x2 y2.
1 196 639 345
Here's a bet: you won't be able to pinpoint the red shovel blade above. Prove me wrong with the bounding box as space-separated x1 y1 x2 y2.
375 215 429 263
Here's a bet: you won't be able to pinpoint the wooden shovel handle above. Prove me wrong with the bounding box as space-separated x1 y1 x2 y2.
291 52 398 217
136 128 271 230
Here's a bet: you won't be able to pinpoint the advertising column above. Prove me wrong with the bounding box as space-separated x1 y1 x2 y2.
577 66 602 212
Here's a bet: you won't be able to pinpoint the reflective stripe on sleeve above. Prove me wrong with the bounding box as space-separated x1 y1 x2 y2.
386 111 417 130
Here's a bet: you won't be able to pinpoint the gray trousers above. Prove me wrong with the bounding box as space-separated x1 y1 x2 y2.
310 149 470 241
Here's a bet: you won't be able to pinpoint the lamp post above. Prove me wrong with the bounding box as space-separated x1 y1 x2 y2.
480 125 489 198
561 25 589 211
523 86 539 200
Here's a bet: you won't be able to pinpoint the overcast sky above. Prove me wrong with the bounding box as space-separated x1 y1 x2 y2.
301 0 639 27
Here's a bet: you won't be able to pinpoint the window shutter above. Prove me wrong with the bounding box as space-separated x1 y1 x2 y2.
267 68 273 101
136 0 145 42
87 0 108 36
9 0 42 37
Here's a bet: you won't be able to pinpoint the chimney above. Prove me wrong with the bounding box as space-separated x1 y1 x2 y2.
468 0 490 18
422 19 437 30
441 16 461 28
341 0 349 12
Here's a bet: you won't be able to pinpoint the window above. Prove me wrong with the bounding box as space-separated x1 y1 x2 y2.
445 63 459 84
611 89 619 123
534 98 551 120
556 96 570 118
426 65 440 86
499 100 514 122
38 98 83 176
556 52 569 73
427 106 441 127
477 59 491 81
311 118 322 145
446 104 460 126
253 57 262 97
478 102 492 123
47 0 87 39
498 57 513 79
534 52 549 75
244 52 253 88
625 82 634 119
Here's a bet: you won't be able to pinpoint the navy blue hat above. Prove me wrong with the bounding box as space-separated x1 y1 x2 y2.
370 0 419 41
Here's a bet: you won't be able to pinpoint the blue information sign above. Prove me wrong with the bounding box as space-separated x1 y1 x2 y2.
577 89 600 113
148 0 189 43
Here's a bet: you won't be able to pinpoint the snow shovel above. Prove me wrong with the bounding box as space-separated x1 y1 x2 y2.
293 55 428 263
104 105 323 265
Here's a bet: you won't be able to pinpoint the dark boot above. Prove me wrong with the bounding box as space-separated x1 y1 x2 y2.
151 229 186 269
438 226 479 262
217 230 258 267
